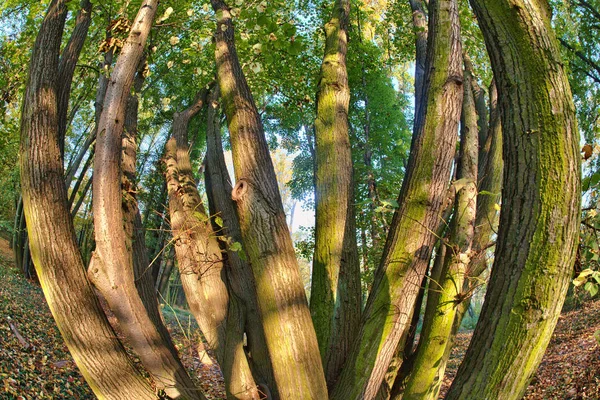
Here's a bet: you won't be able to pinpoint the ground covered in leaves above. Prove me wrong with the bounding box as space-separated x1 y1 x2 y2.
439 299 600 399
0 234 598 399
0 238 225 400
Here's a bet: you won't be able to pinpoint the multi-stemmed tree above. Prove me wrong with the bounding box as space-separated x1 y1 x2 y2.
16 0 581 399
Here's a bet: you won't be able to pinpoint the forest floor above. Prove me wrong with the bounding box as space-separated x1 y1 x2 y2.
0 237 599 399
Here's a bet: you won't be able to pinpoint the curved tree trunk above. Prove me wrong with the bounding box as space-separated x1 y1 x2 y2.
400 53 479 400
57 0 92 159
164 87 259 399
204 85 266 399
121 56 174 339
89 1 202 398
15 0 94 281
19 1 155 398
446 1 580 398
311 0 361 390
210 1 328 399
331 0 463 398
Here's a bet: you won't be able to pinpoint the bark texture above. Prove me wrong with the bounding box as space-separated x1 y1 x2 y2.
409 0 428 118
446 1 580 398
311 0 361 389
164 88 259 399
331 1 463 398
204 86 266 399
57 0 92 158
90 1 202 398
211 1 328 398
19 1 155 398
401 54 479 400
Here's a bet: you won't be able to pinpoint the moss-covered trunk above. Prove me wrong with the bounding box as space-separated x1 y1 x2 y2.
210 1 328 398
330 1 463 398
19 1 155 397
400 54 479 400
311 0 361 389
446 1 580 398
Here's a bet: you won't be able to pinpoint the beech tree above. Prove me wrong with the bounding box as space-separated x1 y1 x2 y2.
13 0 582 399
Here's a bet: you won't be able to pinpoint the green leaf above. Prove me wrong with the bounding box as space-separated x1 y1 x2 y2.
256 15 269 27
590 169 600 187
573 275 587 287
214 216 223 227
584 281 598 297
288 40 303 55
230 242 242 252
381 199 399 208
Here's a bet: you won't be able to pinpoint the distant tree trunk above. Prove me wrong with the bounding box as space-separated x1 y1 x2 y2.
89 1 203 398
465 79 502 282
57 0 92 159
357 7 382 251
19 1 155 397
311 0 361 390
400 53 479 400
409 0 428 118
446 1 580 398
330 0 463 398
158 246 175 297
210 1 328 398
68 150 93 207
70 174 92 217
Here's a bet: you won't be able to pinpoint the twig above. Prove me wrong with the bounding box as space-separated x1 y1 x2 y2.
7 317 29 349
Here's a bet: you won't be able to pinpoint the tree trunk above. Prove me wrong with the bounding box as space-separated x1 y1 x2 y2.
68 149 93 207
446 1 580 398
401 53 479 400
158 246 175 297
210 1 328 398
71 174 92 217
204 85 264 399
57 0 92 159
357 7 382 252
19 1 155 397
164 87 259 399
311 0 361 390
330 1 463 398
409 0 428 119
89 1 202 398
121 56 173 342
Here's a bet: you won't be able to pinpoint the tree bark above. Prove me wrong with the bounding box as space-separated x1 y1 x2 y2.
446 1 580 398
401 53 479 400
311 0 361 390
164 87 259 399
409 0 428 119
210 1 328 398
19 1 155 398
158 246 175 297
57 0 92 159
330 1 463 398
204 85 264 399
89 1 203 398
